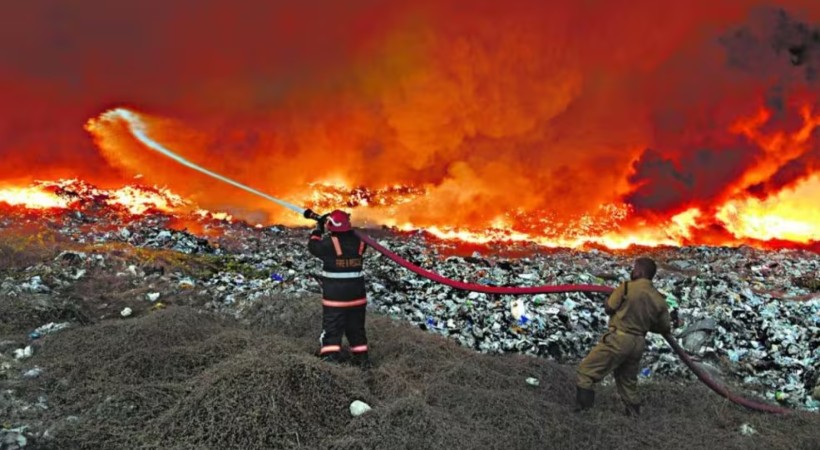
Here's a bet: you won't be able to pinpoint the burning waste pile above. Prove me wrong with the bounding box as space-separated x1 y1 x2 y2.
0 181 819 437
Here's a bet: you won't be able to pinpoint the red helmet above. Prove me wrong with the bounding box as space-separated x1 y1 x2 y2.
326 209 352 232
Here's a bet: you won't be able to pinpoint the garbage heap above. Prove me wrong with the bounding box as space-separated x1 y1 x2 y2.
1 187 819 411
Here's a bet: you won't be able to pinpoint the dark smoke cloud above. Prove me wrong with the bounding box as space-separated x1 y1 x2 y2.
746 127 820 197
625 144 757 212
720 7 820 82
626 5 820 215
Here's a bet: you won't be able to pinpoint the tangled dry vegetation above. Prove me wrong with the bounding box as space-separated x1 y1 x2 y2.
1 297 816 450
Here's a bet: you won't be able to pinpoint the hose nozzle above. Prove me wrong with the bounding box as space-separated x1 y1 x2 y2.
303 208 324 221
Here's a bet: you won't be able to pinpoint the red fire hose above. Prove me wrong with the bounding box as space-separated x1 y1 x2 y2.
356 230 793 414
356 232 613 294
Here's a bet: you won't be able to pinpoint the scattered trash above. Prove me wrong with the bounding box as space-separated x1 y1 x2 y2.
739 423 757 436
120 307 133 318
23 367 43 379
0 427 28 448
146 292 160 302
510 299 528 321
178 278 195 289
13 346 33 360
525 377 540 386
678 318 718 354
349 400 372 417
31 322 70 339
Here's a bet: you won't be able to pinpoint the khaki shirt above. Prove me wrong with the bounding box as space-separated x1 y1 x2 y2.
605 278 671 336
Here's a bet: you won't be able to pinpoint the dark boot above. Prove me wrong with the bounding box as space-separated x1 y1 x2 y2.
350 352 372 370
319 352 342 364
574 387 595 412
624 402 641 417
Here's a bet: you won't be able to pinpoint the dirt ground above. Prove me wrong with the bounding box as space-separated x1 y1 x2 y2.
2 294 817 450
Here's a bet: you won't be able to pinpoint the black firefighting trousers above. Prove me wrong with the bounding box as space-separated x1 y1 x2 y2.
319 303 368 356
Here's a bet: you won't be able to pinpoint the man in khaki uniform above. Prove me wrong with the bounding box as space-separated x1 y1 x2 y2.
576 257 673 416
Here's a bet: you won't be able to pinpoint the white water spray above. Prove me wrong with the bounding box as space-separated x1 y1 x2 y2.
99 108 307 216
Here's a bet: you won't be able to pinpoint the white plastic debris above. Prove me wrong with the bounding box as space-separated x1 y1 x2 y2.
525 377 540 386
510 299 528 321
23 367 43 379
14 346 33 360
179 278 195 289
349 400 372 417
120 307 133 317
33 322 70 336
146 292 160 302
739 423 756 436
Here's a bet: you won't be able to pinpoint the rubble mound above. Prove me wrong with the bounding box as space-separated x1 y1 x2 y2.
17 301 820 450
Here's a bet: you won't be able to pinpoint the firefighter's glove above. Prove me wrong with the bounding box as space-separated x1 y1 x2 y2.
313 221 325 235
315 214 329 233
671 308 681 329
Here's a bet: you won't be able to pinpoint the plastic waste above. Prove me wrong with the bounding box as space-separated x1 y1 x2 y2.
13 346 33 360
739 424 756 436
350 400 372 417
510 299 528 321
23 367 43 379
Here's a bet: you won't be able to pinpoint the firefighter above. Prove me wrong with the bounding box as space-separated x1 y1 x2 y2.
307 209 371 369
575 257 677 416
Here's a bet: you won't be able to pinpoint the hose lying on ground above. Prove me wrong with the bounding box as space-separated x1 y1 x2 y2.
356 232 613 294
663 334 792 414
116 112 792 415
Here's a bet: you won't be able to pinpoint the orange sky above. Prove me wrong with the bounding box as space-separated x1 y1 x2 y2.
2 0 820 246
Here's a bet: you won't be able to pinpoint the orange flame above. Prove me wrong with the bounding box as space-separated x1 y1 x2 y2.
0 180 189 216
0 186 68 209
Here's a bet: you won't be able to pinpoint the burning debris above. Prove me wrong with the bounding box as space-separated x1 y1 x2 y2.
2 182 819 407
306 182 425 209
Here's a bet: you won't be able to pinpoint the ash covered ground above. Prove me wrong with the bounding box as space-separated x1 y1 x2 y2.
1 183 819 449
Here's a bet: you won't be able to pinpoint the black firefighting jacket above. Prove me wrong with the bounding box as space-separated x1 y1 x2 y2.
308 229 367 303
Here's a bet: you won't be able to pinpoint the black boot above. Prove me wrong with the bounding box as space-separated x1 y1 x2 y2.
575 387 595 412
319 352 342 364
350 352 372 370
624 402 641 417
